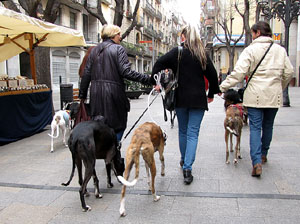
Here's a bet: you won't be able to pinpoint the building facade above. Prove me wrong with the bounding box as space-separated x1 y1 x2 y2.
0 0 184 91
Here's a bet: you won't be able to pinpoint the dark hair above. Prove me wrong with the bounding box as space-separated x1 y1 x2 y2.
251 21 272 37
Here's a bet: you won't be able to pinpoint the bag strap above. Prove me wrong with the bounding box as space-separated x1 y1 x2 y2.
244 42 273 90
174 46 183 86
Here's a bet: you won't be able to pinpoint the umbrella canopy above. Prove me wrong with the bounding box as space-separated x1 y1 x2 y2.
0 7 86 83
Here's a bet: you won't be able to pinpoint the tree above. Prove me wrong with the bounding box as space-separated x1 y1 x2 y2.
83 0 140 40
214 7 244 72
235 0 252 47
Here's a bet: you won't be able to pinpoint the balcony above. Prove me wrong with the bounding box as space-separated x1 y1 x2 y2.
157 31 163 40
143 1 156 17
144 25 155 38
136 16 144 28
121 41 145 56
84 32 99 44
172 14 179 24
171 27 178 36
155 11 162 21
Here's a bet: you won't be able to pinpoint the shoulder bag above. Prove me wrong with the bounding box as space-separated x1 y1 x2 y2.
163 46 183 111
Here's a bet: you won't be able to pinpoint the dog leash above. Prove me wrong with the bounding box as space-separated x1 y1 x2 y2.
119 92 159 147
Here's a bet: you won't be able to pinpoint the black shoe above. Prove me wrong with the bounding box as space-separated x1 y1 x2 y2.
183 169 193 184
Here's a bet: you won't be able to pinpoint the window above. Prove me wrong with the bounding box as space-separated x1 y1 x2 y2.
54 8 61 25
83 14 88 40
70 12 76 29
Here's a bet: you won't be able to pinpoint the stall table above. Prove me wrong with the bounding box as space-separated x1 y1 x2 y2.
0 89 52 144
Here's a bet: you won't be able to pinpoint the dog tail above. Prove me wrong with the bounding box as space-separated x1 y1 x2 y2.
117 176 138 187
117 141 143 187
48 124 59 138
61 139 76 186
226 126 238 137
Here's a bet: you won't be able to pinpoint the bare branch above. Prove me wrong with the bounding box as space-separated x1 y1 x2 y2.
83 0 107 25
121 0 140 40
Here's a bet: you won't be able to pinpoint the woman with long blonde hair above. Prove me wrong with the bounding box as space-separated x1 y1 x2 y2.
152 24 220 184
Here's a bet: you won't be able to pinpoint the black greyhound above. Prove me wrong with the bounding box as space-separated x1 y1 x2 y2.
62 120 125 212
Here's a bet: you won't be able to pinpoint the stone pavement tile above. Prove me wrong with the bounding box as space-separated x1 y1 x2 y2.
0 202 62 224
0 187 21 207
168 178 220 193
15 188 64 207
237 198 300 219
191 215 266 224
219 174 279 194
265 217 300 224
170 197 239 217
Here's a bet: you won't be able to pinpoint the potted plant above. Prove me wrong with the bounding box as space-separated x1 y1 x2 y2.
125 80 144 99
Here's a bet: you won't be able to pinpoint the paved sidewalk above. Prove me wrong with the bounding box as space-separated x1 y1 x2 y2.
0 87 300 224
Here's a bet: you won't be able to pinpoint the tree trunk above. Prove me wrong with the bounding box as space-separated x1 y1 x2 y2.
114 0 125 26
34 47 52 89
244 0 252 47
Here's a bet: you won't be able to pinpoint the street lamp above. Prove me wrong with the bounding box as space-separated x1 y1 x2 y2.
258 0 300 107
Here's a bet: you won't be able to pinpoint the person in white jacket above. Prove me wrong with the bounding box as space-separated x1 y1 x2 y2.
219 21 293 177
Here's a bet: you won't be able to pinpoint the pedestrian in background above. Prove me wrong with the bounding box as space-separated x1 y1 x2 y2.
79 24 155 143
219 21 293 177
152 25 220 184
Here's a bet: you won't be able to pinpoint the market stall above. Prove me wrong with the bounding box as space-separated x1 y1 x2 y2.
0 7 86 143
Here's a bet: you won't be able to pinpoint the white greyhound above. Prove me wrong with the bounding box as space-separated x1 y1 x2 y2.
48 110 70 152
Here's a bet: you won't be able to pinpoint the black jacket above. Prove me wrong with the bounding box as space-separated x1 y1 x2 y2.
80 39 154 132
152 46 220 110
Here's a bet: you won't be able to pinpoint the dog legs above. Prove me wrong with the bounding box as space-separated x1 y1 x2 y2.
158 147 165 176
119 161 134 217
79 162 94 212
93 169 103 198
105 163 113 188
148 159 160 202
62 126 68 148
225 130 230 164
145 163 151 190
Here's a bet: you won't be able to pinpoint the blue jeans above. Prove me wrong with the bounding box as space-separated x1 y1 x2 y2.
247 107 278 166
116 129 125 143
175 107 205 171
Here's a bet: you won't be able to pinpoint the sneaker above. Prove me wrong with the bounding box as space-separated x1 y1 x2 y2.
183 169 193 184
251 163 262 177
262 155 267 164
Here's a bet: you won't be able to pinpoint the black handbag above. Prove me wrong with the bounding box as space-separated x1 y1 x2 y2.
164 46 183 111
239 42 273 101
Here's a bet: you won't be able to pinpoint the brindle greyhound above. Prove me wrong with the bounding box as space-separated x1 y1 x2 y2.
117 122 166 217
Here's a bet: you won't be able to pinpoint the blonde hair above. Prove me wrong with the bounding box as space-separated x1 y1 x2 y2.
101 24 121 39
181 25 207 70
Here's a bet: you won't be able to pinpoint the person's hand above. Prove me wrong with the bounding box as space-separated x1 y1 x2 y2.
154 85 161 92
207 97 214 103
218 92 223 96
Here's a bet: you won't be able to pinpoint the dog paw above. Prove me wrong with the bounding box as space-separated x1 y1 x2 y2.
120 210 126 217
107 183 114 188
82 205 91 212
226 160 230 164
50 150 54 153
95 193 103 198
161 172 165 176
153 195 160 202
238 155 242 159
